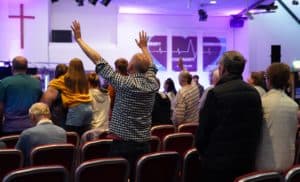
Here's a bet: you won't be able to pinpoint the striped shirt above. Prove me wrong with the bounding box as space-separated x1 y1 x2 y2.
172 84 200 125
96 57 159 142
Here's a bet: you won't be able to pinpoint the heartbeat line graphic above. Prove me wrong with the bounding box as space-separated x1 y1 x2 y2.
172 39 197 61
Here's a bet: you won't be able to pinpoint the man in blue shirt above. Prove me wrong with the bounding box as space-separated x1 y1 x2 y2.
0 56 42 136
16 102 66 165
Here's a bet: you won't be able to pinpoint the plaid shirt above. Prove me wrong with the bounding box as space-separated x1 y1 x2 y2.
96 57 159 142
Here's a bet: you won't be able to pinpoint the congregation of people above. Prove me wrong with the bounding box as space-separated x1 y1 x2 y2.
0 20 299 182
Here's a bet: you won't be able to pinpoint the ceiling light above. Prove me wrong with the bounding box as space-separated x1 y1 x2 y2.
210 0 217 4
100 0 111 6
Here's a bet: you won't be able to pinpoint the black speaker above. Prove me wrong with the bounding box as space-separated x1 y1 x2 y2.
51 30 72 42
271 45 281 63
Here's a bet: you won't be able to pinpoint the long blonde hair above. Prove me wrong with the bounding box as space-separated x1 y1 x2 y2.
64 58 89 94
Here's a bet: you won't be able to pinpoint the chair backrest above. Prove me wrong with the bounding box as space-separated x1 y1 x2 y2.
178 123 199 136
80 129 109 145
135 151 180 182
66 132 79 149
75 158 129 182
80 139 112 162
286 165 300 182
234 171 283 182
0 135 20 148
182 148 201 182
151 125 175 145
149 136 160 153
294 129 300 164
0 149 23 181
3 165 68 182
162 133 194 157
30 144 76 173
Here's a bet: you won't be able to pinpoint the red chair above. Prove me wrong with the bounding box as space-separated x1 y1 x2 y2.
286 165 300 182
3 165 68 182
151 125 175 149
149 136 160 153
234 171 283 182
66 132 79 149
75 158 129 182
80 139 112 162
295 129 300 164
182 148 201 182
0 135 20 148
0 149 23 181
30 144 76 174
80 129 109 145
162 133 194 157
178 123 198 136
135 151 180 182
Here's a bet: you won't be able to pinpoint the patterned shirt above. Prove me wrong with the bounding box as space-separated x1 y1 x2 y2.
172 84 200 125
96 57 159 142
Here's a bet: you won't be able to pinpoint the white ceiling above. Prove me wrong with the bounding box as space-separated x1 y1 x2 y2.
112 0 276 16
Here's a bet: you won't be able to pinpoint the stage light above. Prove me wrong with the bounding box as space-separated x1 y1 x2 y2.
76 0 84 6
52 0 59 3
89 0 98 5
292 0 299 5
198 9 208 21
100 0 111 6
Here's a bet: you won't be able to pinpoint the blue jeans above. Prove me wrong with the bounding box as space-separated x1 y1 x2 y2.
65 103 92 135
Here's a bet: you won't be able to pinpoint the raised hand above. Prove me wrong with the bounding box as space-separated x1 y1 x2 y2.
71 20 82 41
178 57 185 71
135 31 148 49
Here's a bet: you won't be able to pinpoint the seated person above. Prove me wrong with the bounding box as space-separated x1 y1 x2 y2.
0 141 6 149
16 103 66 165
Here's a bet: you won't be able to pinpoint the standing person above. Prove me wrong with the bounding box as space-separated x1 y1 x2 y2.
256 63 298 171
195 51 263 182
71 21 159 181
192 75 205 98
172 58 200 125
87 72 110 130
163 78 177 112
152 78 172 126
107 58 128 120
49 64 68 127
199 68 220 111
42 58 92 136
0 56 42 136
15 103 66 165
247 71 267 97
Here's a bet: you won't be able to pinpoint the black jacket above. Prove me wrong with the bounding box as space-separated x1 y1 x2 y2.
195 74 263 171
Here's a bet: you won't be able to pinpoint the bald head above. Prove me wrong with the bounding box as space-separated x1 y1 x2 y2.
12 56 28 73
128 53 150 74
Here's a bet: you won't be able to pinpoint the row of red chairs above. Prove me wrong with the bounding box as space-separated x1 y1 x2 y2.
234 165 300 182
1 149 201 182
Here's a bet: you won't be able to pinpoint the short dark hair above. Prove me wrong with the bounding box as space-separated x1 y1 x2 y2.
267 63 290 89
192 75 199 79
55 64 68 78
115 58 128 75
219 51 246 75
251 71 266 90
12 57 28 71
